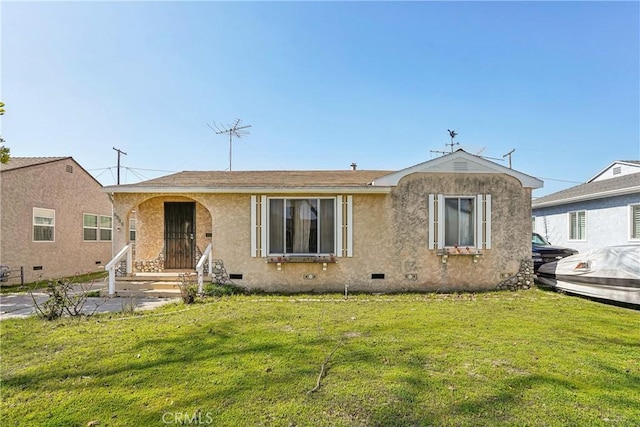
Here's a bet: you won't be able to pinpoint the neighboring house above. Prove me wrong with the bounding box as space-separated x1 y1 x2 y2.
104 150 543 294
0 157 113 283
532 160 640 253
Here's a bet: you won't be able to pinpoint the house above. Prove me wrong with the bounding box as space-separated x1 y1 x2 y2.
532 160 640 253
0 157 113 283
103 150 543 294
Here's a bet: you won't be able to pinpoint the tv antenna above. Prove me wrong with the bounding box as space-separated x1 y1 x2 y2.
207 118 251 171
503 149 515 169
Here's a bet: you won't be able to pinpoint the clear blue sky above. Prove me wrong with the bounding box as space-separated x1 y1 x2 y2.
2 1 638 197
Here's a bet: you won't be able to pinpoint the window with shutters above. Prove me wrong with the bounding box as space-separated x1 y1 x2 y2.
429 194 491 251
33 208 55 242
268 198 335 254
569 210 586 241
630 204 640 240
251 195 353 258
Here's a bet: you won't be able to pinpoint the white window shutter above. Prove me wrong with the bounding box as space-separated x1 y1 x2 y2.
260 195 267 257
336 196 343 257
346 195 353 257
250 195 257 257
437 195 445 249
428 194 435 249
250 195 267 257
485 194 492 249
476 194 483 249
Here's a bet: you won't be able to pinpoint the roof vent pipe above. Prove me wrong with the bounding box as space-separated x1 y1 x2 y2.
350 162 357 171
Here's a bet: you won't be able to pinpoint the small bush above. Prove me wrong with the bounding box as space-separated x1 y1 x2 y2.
31 279 105 320
203 282 246 297
178 273 199 304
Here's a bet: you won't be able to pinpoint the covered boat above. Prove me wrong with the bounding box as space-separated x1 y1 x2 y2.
537 245 640 306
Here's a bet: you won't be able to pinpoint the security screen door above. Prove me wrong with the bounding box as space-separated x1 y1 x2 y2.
164 202 195 269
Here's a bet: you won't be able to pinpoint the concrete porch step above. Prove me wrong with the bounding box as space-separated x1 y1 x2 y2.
102 282 183 298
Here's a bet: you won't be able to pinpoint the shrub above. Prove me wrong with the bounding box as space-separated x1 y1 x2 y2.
178 273 198 304
31 279 105 320
202 282 246 298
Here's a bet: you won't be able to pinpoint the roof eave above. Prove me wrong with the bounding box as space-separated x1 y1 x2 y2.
532 186 640 209
103 186 392 194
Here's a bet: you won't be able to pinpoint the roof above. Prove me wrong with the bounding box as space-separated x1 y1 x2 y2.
588 160 640 182
104 170 394 194
0 156 103 187
0 156 71 172
532 172 640 208
372 149 543 189
104 149 544 194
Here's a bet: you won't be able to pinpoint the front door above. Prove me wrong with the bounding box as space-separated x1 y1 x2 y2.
164 202 195 269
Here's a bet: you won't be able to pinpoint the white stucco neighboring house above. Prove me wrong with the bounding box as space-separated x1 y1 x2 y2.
532 160 640 253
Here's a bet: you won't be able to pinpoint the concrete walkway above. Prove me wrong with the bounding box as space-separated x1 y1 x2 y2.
0 291 179 320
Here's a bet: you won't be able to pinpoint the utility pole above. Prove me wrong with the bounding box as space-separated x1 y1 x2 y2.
207 118 251 171
503 149 515 169
112 147 127 185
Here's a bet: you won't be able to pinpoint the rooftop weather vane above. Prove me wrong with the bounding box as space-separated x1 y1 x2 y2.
430 129 461 157
207 118 252 171
446 129 460 152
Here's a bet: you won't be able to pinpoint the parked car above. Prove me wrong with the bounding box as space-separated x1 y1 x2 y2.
532 232 578 272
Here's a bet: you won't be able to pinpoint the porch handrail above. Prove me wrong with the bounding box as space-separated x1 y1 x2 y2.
106 244 132 296
196 243 213 293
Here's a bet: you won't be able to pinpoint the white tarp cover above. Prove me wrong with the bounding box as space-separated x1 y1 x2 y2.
537 245 640 305
538 245 640 281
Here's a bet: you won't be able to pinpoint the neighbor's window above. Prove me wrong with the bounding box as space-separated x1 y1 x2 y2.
100 216 112 241
84 214 112 241
631 204 640 240
33 208 55 242
84 214 98 240
569 210 586 240
129 218 136 241
444 197 475 247
268 198 335 254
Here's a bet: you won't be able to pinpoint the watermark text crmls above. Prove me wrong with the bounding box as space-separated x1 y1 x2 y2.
162 411 214 425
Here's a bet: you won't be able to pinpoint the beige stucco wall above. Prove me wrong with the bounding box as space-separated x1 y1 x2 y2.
0 160 112 283
111 171 532 293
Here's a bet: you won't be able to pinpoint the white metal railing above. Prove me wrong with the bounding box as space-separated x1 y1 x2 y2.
196 243 213 293
105 244 132 296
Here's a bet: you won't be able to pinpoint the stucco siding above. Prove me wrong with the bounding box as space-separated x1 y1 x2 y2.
533 194 640 252
112 171 533 292
0 159 112 283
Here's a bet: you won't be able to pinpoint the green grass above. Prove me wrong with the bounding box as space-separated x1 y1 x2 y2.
1 289 639 426
0 271 108 294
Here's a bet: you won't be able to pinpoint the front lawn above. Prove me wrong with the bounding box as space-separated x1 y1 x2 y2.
1 289 638 426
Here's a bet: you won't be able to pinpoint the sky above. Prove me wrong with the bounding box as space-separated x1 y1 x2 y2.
1 1 638 197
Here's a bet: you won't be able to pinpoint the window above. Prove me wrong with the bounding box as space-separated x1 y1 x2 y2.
100 216 112 241
83 214 112 241
569 211 586 240
33 208 55 242
444 197 475 247
631 204 640 240
268 198 335 254
252 195 352 258
429 194 491 250
129 218 136 241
